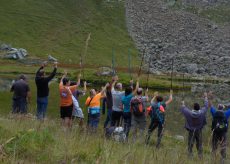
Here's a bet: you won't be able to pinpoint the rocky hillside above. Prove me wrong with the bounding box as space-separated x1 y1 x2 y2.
125 0 230 76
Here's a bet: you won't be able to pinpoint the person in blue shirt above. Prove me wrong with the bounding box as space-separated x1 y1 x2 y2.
210 102 230 163
121 79 139 140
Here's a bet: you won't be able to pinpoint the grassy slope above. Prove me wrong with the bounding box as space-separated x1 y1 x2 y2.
0 0 138 66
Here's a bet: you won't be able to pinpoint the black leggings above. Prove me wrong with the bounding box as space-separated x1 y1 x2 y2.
146 119 164 147
111 111 123 127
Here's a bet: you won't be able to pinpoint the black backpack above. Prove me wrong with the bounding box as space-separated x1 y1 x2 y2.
130 97 144 116
212 111 228 133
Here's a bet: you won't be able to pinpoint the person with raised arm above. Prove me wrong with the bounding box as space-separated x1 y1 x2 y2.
121 79 139 140
146 90 173 148
180 92 209 159
85 83 109 132
35 61 57 120
59 71 80 129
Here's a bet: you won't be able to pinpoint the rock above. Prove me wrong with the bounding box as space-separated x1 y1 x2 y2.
3 47 28 60
174 135 184 142
96 67 115 76
48 55 58 62
125 0 230 76
186 64 198 74
0 44 11 51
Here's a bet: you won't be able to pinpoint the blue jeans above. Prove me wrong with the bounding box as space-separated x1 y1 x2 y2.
12 97 27 114
89 113 100 129
36 97 48 120
104 109 112 128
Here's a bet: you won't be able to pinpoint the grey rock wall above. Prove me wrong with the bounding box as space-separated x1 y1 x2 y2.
125 0 230 76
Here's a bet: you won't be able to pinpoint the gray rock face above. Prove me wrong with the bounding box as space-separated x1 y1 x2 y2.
182 0 230 7
125 0 230 76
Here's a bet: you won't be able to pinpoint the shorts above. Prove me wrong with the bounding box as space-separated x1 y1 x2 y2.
60 105 73 119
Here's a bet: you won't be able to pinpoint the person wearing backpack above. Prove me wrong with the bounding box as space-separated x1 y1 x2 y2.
210 102 230 163
85 83 109 132
121 80 139 140
145 90 173 148
131 88 149 141
180 92 209 159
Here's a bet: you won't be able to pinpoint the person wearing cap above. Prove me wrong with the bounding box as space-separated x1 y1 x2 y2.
180 92 209 159
10 74 31 114
35 61 57 120
59 72 80 128
210 101 230 163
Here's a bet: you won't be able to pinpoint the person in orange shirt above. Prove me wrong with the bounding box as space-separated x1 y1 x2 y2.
85 83 109 131
59 72 80 128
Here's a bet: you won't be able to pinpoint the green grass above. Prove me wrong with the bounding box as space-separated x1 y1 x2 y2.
0 0 139 67
0 115 229 163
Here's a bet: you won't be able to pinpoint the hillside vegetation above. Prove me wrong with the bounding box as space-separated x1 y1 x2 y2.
0 0 138 66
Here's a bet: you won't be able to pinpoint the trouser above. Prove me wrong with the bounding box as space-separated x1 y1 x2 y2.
212 132 227 160
123 112 132 138
104 109 112 128
146 119 164 148
132 115 146 141
187 129 203 158
12 97 27 114
111 111 123 127
36 96 48 120
88 113 100 129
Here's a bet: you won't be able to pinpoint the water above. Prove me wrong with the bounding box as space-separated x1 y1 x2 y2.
0 78 14 91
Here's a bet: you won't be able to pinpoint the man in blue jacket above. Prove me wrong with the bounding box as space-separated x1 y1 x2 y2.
210 103 230 163
180 92 208 159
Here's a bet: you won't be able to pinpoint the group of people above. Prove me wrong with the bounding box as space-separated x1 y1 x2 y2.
10 62 230 162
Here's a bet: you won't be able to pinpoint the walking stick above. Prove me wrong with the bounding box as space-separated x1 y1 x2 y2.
112 48 116 76
146 55 151 89
82 33 91 79
182 73 185 100
138 48 146 77
128 49 132 80
170 58 174 90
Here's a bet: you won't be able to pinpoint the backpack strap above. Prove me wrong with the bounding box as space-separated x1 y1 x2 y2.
87 96 94 107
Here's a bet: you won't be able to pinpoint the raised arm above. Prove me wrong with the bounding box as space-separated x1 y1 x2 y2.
59 70 67 86
46 62 57 81
83 81 87 92
111 75 118 91
151 91 158 104
100 83 110 97
165 89 173 105
132 80 139 95
76 74 81 87
145 88 149 102
36 62 46 77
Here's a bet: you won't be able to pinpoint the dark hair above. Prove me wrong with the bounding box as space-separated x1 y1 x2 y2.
70 81 77 86
19 74 27 81
193 103 200 111
38 70 45 77
125 87 132 96
62 78 69 86
137 89 142 95
156 96 163 102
